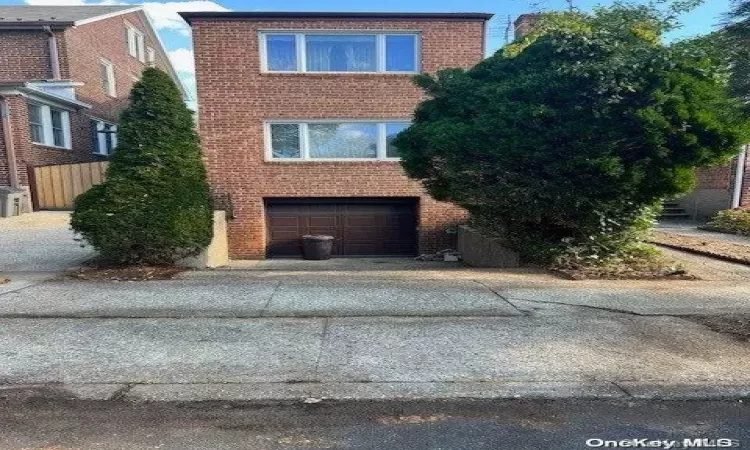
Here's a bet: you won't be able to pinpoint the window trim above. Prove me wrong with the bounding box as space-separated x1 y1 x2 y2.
264 119 410 162
259 30 421 74
92 119 118 156
100 58 116 97
125 22 146 62
28 102 72 150
146 46 156 66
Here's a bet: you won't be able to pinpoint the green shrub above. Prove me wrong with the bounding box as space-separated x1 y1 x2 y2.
393 4 750 263
706 209 750 236
71 68 213 265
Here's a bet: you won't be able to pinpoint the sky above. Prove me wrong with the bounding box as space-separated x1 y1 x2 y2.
0 0 734 105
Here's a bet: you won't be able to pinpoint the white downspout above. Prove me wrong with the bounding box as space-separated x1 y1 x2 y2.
731 145 747 209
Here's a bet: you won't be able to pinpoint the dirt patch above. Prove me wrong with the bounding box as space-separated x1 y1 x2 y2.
70 266 185 282
551 250 694 280
685 315 750 342
650 231 750 265
0 277 8 284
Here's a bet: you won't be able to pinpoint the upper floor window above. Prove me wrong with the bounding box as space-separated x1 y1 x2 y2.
100 59 116 97
146 47 156 66
126 24 146 62
266 120 410 160
261 32 419 73
28 103 71 149
92 119 118 156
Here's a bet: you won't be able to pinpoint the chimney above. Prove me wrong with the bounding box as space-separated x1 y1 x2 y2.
514 13 542 40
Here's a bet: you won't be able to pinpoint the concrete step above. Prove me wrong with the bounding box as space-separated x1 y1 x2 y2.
660 213 692 219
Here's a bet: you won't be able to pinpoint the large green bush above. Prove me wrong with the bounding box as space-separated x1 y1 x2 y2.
71 68 213 265
393 4 750 263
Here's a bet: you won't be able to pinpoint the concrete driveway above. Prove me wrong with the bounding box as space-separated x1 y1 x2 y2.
0 211 93 273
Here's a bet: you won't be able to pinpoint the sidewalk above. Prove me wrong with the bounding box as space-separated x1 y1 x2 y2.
2 266 750 402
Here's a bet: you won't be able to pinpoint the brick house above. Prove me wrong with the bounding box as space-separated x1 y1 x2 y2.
181 11 492 259
0 5 183 212
514 13 750 219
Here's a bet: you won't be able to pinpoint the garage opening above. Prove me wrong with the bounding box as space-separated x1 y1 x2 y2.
265 198 418 257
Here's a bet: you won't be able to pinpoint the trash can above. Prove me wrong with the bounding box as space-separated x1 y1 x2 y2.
302 235 334 260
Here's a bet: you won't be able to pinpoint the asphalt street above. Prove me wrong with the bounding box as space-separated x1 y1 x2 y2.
1 399 749 450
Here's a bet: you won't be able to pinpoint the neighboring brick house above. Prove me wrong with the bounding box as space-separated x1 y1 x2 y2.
181 11 492 259
0 5 183 212
514 13 750 219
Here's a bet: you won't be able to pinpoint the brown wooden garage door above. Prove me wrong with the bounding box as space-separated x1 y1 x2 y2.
266 198 418 257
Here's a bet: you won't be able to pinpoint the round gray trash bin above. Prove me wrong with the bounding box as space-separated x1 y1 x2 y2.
302 235 334 260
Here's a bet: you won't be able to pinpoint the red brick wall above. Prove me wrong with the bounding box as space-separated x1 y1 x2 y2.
696 164 732 190
0 99 9 186
1 11 178 197
64 10 174 123
191 17 486 258
0 95 32 186
0 30 54 81
694 152 750 209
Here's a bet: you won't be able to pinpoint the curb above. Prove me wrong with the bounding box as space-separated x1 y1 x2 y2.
651 241 750 266
2 382 750 403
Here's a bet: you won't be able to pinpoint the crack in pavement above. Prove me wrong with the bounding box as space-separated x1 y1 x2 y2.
312 317 331 382
259 280 283 318
471 280 529 316
503 296 655 317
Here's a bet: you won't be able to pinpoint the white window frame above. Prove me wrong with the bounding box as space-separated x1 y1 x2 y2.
264 119 410 162
146 46 156 66
100 58 116 97
126 22 146 62
28 102 72 149
92 119 118 156
259 31 421 74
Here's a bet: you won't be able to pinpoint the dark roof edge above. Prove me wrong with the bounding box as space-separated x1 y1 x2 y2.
0 21 74 29
179 11 494 24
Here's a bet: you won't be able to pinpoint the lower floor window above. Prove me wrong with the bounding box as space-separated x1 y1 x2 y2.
28 103 71 149
92 120 118 155
267 120 410 160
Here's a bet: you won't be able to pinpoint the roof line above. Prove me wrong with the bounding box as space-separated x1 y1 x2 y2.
73 6 143 26
139 8 189 100
0 82 91 109
179 11 495 24
0 21 74 29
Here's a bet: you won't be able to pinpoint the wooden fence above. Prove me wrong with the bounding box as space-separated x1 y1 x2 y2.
31 161 109 210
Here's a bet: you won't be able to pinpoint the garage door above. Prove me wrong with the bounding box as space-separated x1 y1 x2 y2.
266 198 418 257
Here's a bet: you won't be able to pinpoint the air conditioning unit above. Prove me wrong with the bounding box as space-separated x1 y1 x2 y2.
0 188 23 217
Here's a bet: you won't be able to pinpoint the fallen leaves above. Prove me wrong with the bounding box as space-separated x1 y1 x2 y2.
70 266 185 282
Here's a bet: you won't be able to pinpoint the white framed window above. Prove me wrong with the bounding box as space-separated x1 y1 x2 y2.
91 119 118 156
265 120 410 161
146 46 155 66
28 102 71 149
260 31 420 73
126 23 146 62
100 59 116 97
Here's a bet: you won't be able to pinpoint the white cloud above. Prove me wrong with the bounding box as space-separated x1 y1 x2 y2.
143 1 228 36
168 48 195 74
